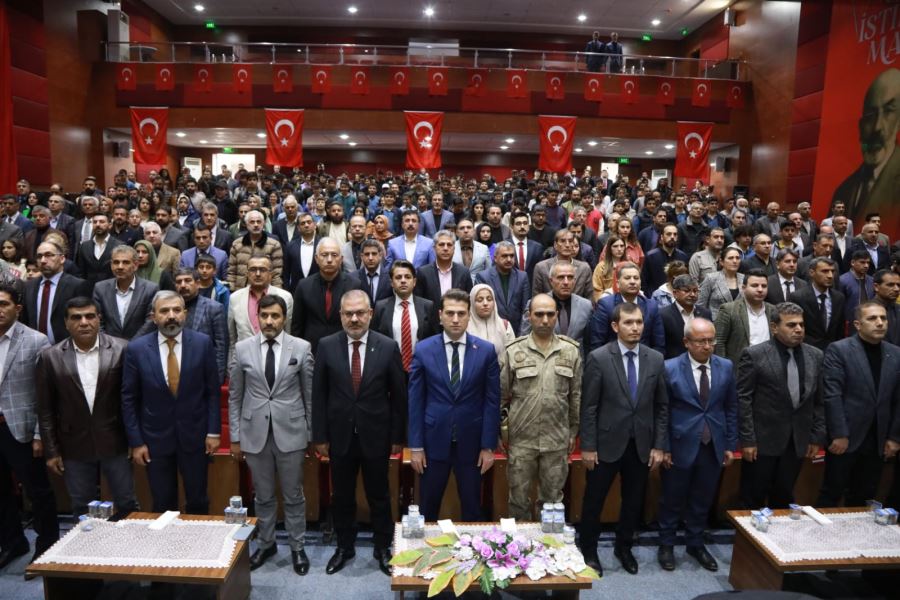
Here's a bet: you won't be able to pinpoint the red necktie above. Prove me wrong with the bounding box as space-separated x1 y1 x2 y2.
351 340 362 394
324 281 333 319
518 241 525 271
400 300 413 371
38 279 51 335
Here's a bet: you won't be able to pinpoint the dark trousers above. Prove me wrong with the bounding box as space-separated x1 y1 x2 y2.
0 423 58 554
818 425 883 508
330 434 393 551
145 450 209 515
63 455 137 519
740 437 804 509
420 442 482 522
657 442 722 547
579 439 649 551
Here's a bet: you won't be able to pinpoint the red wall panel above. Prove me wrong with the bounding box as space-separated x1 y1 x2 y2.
11 97 49 132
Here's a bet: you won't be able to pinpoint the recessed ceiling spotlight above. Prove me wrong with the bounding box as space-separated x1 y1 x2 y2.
348 142 357 147
587 140 597 147
664 144 674 150
194 4 205 13
651 18 661 26
577 14 587 23
574 147 583 153
175 132 186 138
424 7 435 17
257 132 266 139
645 150 654 155
339 133 350 140
499 145 509 150
198 140 208 144
347 6 358 14
505 138 515 144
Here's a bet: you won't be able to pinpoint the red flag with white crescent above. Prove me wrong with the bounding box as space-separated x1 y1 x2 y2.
232 64 252 93
116 64 137 91
725 82 745 108
427 68 448 96
583 74 604 102
691 79 712 107
545 72 565 100
656 78 675 106
620 75 639 104
311 66 332 93
506 69 527 98
155 64 175 91
193 65 213 93
465 69 488 97
273 65 293 93
674 122 713 180
130 107 168 165
265 109 304 168
350 66 370 95
538 115 576 173
390 67 410 95
405 111 443 169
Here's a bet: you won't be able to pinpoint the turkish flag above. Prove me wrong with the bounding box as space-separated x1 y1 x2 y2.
506 69 527 98
350 66 370 95
656 78 675 106
620 75 639 104
691 79 712 107
674 122 713 180
155 64 175 91
311 66 332 93
233 64 252 93
405 111 443 169
116 64 137 91
193 65 213 93
265 109 304 168
545 72 565 100
465 69 488 97
583 74 604 102
725 82 745 108
389 67 410 95
427 68 448 96
273 65 293 93
130 107 168 165
538 115 576 173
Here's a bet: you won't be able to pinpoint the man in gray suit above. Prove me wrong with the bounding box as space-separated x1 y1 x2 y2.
737 302 824 509
522 261 592 352
229 295 314 575
579 302 669 576
817 302 900 507
713 269 777 365
92 246 159 340
453 219 490 282
531 230 593 299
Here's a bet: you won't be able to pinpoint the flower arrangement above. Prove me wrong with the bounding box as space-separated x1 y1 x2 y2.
389 527 600 597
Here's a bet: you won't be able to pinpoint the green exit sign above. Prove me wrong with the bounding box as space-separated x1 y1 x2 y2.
205 21 216 29
618 157 630 165
222 147 234 154
641 34 652 42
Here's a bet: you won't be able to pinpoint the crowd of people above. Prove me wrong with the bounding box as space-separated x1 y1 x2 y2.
1 162 899 581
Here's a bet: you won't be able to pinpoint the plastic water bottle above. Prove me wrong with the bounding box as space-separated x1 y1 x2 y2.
541 503 554 533
553 503 565 533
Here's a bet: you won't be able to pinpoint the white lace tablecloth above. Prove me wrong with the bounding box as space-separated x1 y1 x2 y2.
35 519 242 569
735 512 900 563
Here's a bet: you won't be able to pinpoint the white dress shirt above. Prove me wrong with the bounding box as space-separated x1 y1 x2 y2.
115 277 136 324
157 331 182 381
0 330 12 388
260 330 284 380
74 339 101 413
392 295 419 348
347 331 369 375
443 332 467 380
688 353 711 394
299 237 315 277
404 237 418 263
675 301 695 327
617 339 640 381
747 303 770 346
93 235 109 260
512 235 528 266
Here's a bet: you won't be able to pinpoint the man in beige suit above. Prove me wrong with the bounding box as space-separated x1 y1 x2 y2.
142 221 181 276
227 256 293 366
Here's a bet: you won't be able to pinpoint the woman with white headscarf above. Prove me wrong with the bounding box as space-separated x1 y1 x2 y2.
467 283 516 354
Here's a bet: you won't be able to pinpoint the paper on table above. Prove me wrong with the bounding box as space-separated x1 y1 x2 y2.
801 506 833 525
147 511 180 530
500 518 517 533
437 519 458 536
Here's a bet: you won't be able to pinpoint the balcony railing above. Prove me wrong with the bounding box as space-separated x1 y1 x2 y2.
105 42 747 81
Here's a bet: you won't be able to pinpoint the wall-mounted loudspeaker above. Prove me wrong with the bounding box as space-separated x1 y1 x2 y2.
715 156 727 172
115 141 131 158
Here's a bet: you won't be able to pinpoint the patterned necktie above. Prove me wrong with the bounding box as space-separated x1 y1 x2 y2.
786 348 800 409
699 364 711 443
265 339 276 390
625 350 637 405
400 300 413 371
351 340 362 394
166 338 179 396
818 293 828 329
518 241 525 271
449 342 461 392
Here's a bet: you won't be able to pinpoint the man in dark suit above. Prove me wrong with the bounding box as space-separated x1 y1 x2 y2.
818 302 900 507
579 301 668 576
22 241 89 344
1 194 32 234
754 203 786 239
271 196 301 247
71 195 99 257
291 238 365 354
509 211 544 282
657 318 737 572
196 202 234 255
414 231 473 313
180 223 228 282
474 241 530 336
765 248 809 305
838 250 875 324
740 233 776 277
22 207 57 262
47 193 76 249
121 291 220 514
521 262 593 352
76 213 123 291
92 246 159 340
354 239 392 307
408 289 500 522
372 260 437 373
313 290 407 576
109 206 142 247
790 257 846 350
737 302 825 509
873 268 900 346
797 234 838 280
588 262 665 354
642 224 688 296
282 213 320 293
660 275 712 359
36 297 136 519
585 30 605 72
848 222 890 274
418 191 455 238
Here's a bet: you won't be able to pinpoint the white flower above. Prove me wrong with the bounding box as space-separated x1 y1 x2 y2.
456 546 474 561
491 566 517 582
525 558 548 581
393 567 414 577
421 570 437 580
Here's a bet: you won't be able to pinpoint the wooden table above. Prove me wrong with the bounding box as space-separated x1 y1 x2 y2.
25 513 257 600
727 508 900 590
391 522 594 599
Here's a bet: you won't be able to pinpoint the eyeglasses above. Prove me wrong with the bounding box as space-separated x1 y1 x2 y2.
341 310 369 319
686 338 716 346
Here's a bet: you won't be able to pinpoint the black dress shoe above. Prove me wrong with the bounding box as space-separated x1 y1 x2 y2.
0 539 29 570
373 547 392 576
249 545 277 570
614 545 639 574
580 549 603 577
686 546 718 571
326 548 355 574
657 545 676 571
292 549 310 575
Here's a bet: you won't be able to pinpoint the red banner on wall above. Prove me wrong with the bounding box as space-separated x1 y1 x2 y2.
427 68 449 96
273 65 293 93
389 67 409 95
350 66 370 95
656 78 675 105
405 111 443 169
155 64 175 91
674 122 712 181
583 74 604 102
691 79 712 107
130 107 168 165
193 65 212 93
311 66 332 93
233 64 252 93
116 64 137 91
621 75 639 104
506 69 527 98
545 73 565 100
265 109 304 167
465 69 488 97
538 115 576 173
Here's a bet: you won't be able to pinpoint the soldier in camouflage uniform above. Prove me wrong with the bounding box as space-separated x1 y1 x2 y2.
500 294 582 520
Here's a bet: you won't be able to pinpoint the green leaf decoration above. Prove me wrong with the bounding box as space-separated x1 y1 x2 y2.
495 575 511 589
427 567 455 597
414 548 454 576
577 565 602 580
479 568 494 595
389 549 423 566
424 533 457 547
540 535 564 549
470 563 485 582
452 569 474 597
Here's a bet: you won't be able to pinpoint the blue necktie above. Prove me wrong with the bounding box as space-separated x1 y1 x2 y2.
626 350 638 405
450 342 460 392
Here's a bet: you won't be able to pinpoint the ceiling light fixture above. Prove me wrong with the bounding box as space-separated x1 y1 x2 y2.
198 140 208 144
500 145 509 150
651 18 661 26
664 144 674 150
339 133 350 140
175 132 186 138
348 142 358 146
424 7 435 17
574 147 583 153
587 140 597 147
347 6 358 14
257 133 267 139
645 150 654 155
577 14 587 23
194 4 205 12
505 138 515 144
